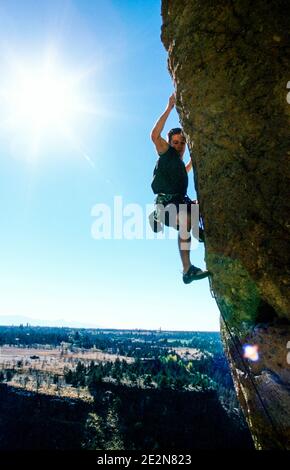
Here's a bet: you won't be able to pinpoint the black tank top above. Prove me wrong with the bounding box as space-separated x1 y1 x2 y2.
151 145 188 195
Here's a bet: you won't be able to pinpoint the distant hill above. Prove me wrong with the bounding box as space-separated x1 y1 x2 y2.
0 315 100 329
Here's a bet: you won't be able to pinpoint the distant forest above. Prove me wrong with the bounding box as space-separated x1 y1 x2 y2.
0 325 223 353
0 325 254 449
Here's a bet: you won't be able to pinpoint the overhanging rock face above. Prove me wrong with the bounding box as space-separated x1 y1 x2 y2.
161 0 290 449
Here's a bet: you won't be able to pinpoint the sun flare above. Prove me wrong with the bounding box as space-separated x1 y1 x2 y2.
12 70 77 129
0 52 96 163
4 59 82 132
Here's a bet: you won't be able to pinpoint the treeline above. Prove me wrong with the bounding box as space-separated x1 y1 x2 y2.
62 354 244 433
64 353 236 408
0 326 222 356
0 326 72 347
65 356 215 391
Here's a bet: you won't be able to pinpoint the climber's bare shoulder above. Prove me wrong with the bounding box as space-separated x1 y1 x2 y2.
151 135 169 156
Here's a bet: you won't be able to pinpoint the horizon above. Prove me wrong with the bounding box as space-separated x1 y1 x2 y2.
0 315 220 333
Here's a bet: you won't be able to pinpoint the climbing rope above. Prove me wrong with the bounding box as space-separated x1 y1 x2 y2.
200 213 286 450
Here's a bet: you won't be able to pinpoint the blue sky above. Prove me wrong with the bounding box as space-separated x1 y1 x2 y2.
0 0 220 331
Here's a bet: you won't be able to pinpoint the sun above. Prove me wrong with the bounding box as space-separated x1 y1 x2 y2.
4 57 82 132
0 52 95 164
11 67 77 130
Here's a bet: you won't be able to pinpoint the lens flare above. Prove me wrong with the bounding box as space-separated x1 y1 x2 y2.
0 49 99 165
243 344 259 362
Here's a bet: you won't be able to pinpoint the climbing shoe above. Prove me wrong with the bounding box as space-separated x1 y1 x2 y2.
183 265 209 284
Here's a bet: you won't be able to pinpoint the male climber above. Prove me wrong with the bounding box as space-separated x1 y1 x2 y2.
150 93 209 284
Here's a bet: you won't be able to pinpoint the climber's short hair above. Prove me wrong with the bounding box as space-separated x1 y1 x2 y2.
167 127 186 144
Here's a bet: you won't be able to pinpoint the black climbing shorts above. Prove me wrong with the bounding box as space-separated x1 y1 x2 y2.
154 193 197 230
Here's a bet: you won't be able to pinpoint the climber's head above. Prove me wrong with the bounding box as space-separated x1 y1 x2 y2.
167 128 186 157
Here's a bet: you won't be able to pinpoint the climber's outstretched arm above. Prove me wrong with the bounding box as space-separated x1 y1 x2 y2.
150 93 175 154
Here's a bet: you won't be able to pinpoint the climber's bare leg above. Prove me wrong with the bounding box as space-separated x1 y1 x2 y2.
177 210 192 274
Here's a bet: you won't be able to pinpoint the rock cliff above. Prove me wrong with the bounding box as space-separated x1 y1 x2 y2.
161 0 290 449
